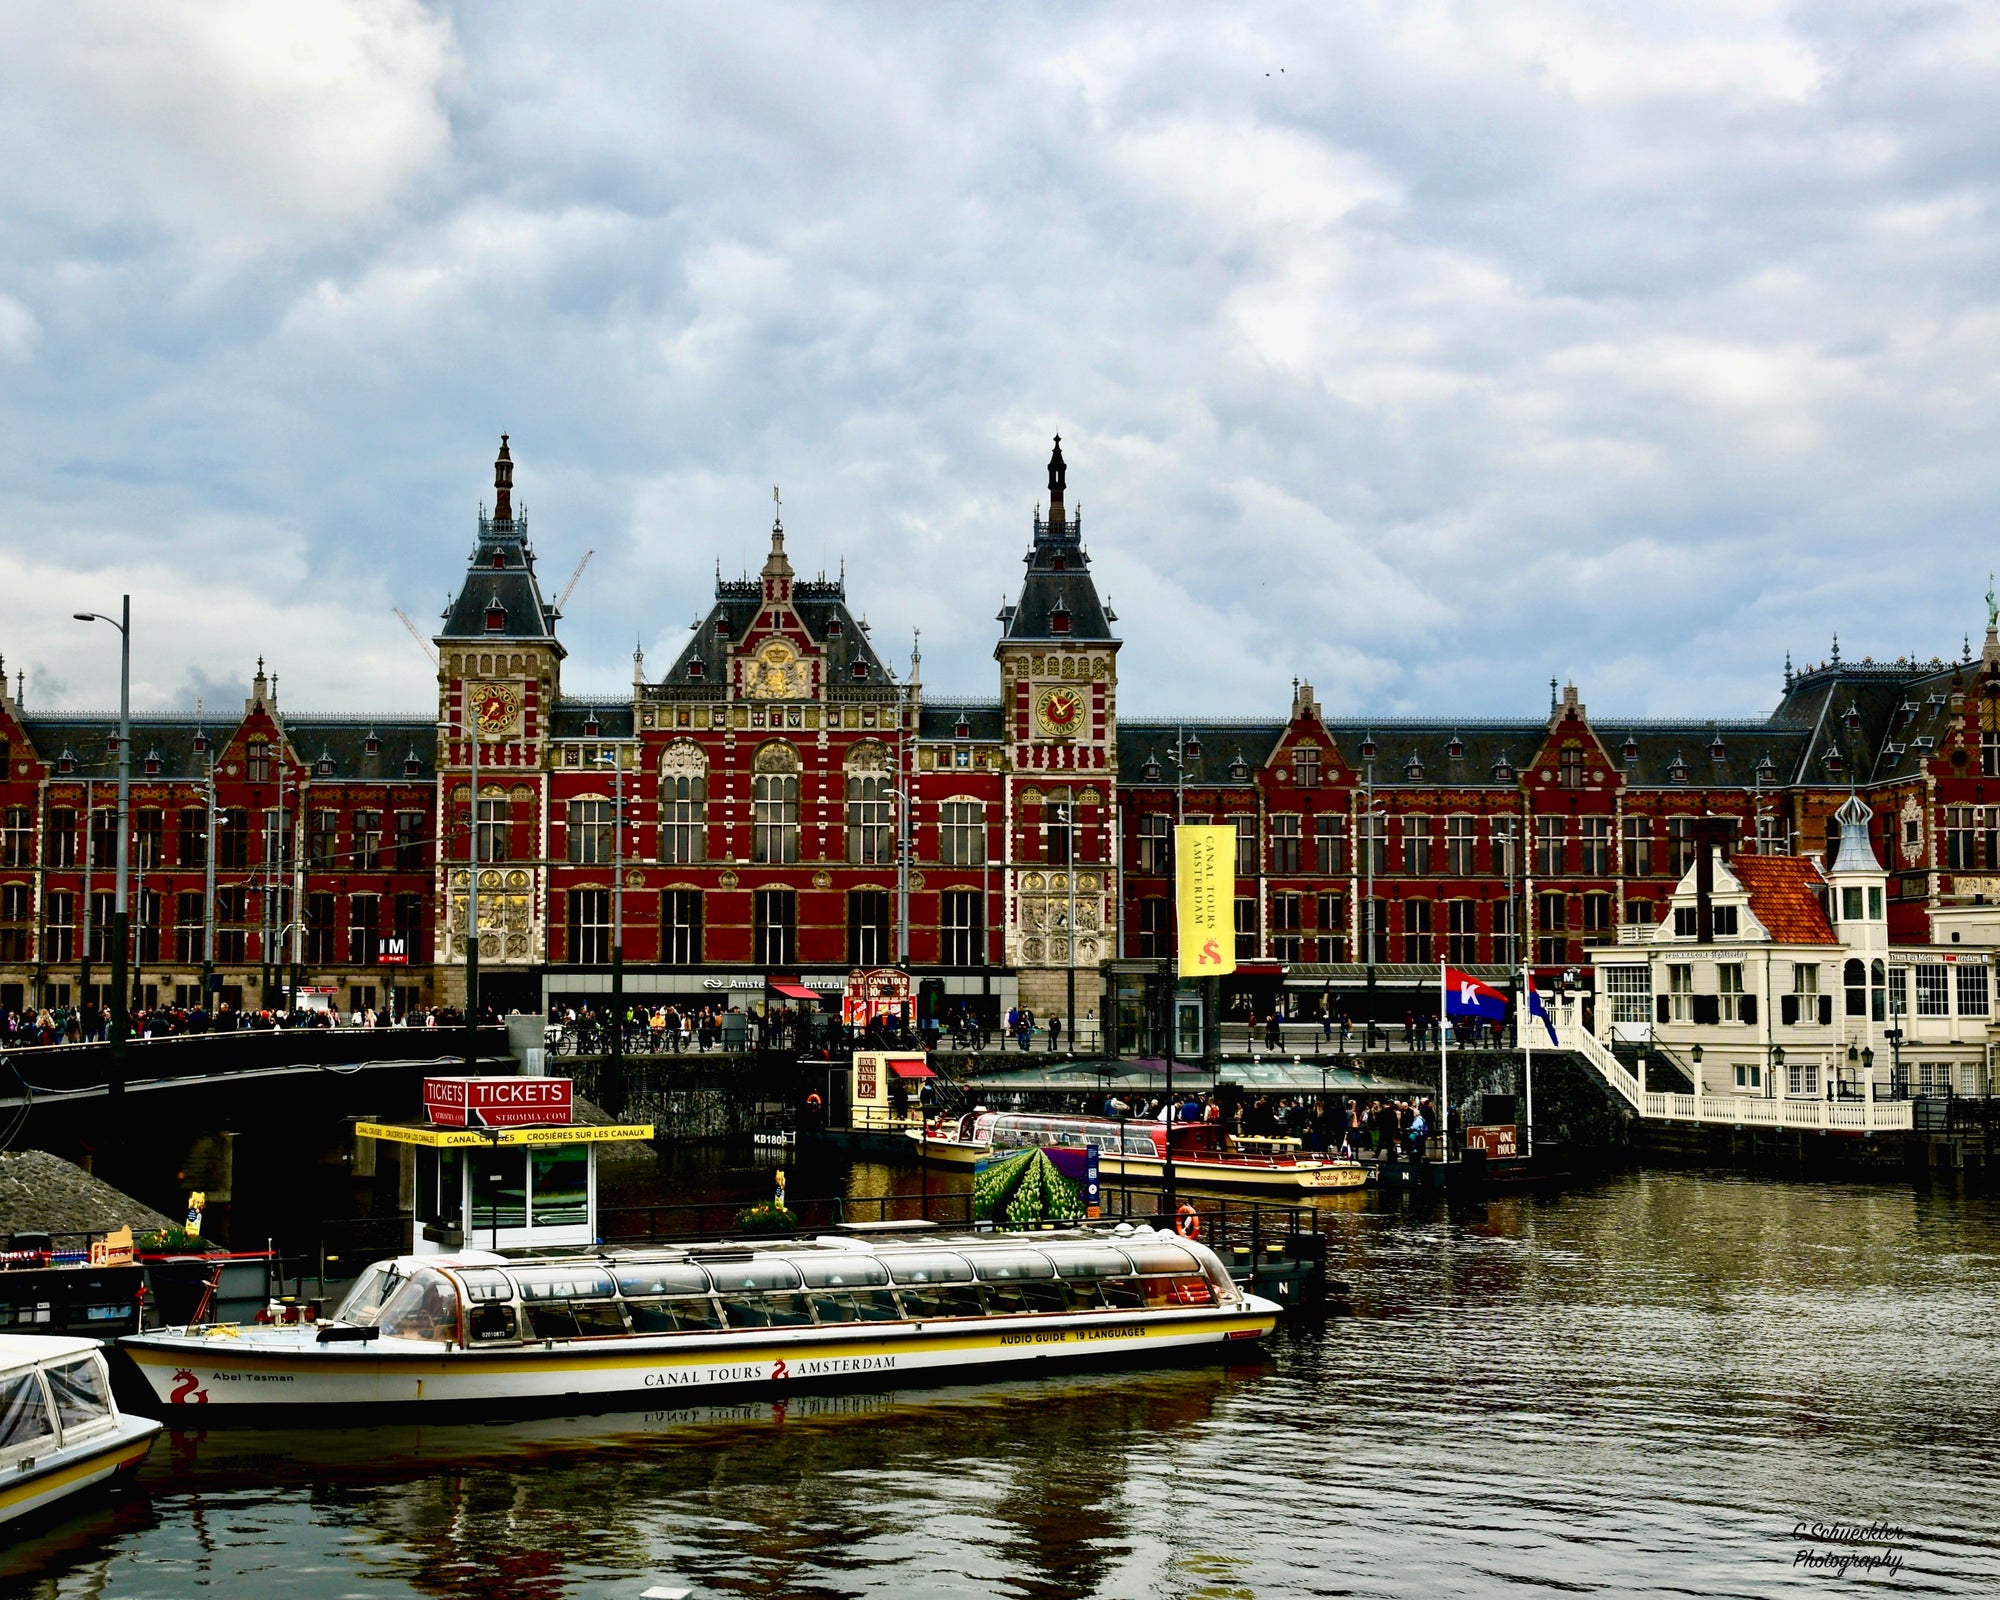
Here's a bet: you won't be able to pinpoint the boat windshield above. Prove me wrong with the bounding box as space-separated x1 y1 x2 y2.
45 1357 111 1433
885 1253 974 1284
796 1256 890 1290
372 1266 462 1342
0 1369 55 1453
333 1263 400 1327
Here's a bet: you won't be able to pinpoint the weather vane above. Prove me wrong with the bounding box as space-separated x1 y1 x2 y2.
1987 571 1996 632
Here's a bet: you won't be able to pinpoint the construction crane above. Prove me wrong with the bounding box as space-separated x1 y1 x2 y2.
554 548 595 615
392 609 438 666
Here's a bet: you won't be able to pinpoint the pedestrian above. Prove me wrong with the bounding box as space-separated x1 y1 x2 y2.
1049 1014 1063 1052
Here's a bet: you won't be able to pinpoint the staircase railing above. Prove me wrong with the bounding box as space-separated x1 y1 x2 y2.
1551 1004 1645 1113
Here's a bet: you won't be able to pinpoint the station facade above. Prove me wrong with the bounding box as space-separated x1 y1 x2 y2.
1 437 1997 1035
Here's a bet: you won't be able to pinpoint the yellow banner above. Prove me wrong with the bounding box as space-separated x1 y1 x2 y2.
355 1121 656 1148
1174 825 1236 978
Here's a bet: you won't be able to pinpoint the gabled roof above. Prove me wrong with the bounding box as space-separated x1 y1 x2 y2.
1731 854 1836 944
437 437 564 650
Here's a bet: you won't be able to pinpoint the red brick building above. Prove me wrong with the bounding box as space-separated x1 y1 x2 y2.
0 436 1994 1037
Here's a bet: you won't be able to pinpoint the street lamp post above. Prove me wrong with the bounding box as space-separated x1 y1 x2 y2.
593 750 627 1117
73 599 130 1127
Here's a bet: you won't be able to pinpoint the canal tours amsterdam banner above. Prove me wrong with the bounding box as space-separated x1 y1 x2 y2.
1175 824 1237 979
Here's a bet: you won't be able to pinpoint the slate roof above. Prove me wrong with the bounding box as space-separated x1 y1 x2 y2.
14 713 434 781
547 701 635 740
438 516 561 645
918 701 1005 741
655 577 892 689
996 438 1117 648
0 1148 175 1240
1730 854 1835 944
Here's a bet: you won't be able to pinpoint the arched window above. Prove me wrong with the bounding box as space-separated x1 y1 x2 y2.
845 742 892 865
752 742 799 864
1844 957 1867 1018
1871 958 1887 1023
658 741 707 864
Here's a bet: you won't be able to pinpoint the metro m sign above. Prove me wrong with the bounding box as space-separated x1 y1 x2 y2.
423 1077 574 1129
379 937 409 966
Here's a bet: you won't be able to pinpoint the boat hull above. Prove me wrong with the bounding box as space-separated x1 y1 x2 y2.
911 1137 1366 1192
120 1302 1279 1423
0 1417 158 1529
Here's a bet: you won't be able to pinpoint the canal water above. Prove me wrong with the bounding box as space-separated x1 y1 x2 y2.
6 1166 1999 1598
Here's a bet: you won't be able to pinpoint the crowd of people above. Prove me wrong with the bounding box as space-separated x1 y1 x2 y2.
0 1000 484 1046
1093 1088 1443 1162
552 1000 923 1058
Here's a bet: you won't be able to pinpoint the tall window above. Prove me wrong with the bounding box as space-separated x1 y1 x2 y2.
1607 966 1652 1026
394 894 426 964
1915 964 1949 1017
1447 900 1478 964
568 799 614 864
1668 816 1695 876
476 796 508 862
1492 899 1519 966
175 892 205 963
1139 897 1171 958
0 808 30 867
91 808 117 869
1717 963 1744 1022
87 891 114 963
215 888 248 963
1234 897 1257 959
1945 806 1976 870
1137 812 1170 873
569 889 611 964
1403 899 1433 964
940 801 985 867
941 889 982 966
305 893 338 964
659 743 708 864
43 891 74 962
1233 814 1258 876
1536 892 1568 965
395 811 426 872
1490 815 1519 878
1043 796 1076 865
1579 817 1611 875
0 885 28 963
1270 815 1301 874
1293 746 1320 788
662 890 702 964
1985 722 2000 777
1358 812 1386 876
1666 963 1693 1022
1582 891 1613 943
755 889 796 965
1959 963 1990 1019
1755 813 1789 856
1535 816 1566 877
136 889 161 964
1402 815 1432 876
1623 815 1653 876
1316 893 1345 962
1271 892 1302 961
133 809 164 870
1560 747 1585 790
349 894 380 965
177 807 208 867
1314 815 1345 875
262 807 291 867
848 889 892 965
247 740 271 783
753 747 800 865
1363 897 1389 963
847 772 893 865
1445 815 1475 876
353 810 382 869
47 808 76 869
306 809 338 868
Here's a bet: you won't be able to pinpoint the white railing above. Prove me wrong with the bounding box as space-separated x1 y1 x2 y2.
1641 1089 1911 1132
1551 1008 1644 1112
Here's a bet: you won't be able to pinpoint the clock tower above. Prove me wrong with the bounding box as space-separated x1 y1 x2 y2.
995 437 1121 1027
434 435 566 1006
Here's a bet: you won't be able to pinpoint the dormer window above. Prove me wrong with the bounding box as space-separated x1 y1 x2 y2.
1050 605 1071 635
954 717 970 739
1492 757 1514 781
714 617 731 637
192 732 208 755
1823 750 1843 775
827 618 843 638
1755 756 1777 781
491 553 506 570
56 751 75 775
1446 736 1464 759
1184 736 1202 760
1710 735 1727 761
105 734 119 754
364 732 380 755
404 753 422 777
1143 754 1162 781
144 750 162 776
1669 755 1688 784
687 659 705 681
1230 754 1251 781
1359 736 1376 761
1404 755 1424 781
1051 555 1067 572
484 602 507 633
583 714 601 737
1623 736 1639 762
851 661 869 680
316 751 334 776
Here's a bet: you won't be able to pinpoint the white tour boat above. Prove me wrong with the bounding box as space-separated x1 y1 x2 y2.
0 1336 161 1529
119 1228 1279 1419
912 1111 1367 1192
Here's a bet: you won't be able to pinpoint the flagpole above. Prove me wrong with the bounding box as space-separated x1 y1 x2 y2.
1438 958 1448 1158
1522 961 1534 1160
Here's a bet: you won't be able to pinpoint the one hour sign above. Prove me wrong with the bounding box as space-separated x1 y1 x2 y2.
424 1077 574 1128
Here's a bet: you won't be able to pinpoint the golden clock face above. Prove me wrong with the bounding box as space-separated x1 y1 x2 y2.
472 681 521 736
1037 686 1083 738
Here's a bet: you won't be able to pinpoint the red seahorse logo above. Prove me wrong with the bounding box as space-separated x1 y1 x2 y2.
168 1369 209 1405
1200 939 1222 966
770 1358 789 1382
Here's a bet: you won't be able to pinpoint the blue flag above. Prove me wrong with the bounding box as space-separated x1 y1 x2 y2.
1526 984 1558 1046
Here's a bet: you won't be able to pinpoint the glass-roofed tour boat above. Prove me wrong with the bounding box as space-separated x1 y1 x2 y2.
119 1227 1279 1420
911 1112 1367 1192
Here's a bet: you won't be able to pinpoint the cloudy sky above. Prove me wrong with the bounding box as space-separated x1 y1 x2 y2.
3 2 1998 726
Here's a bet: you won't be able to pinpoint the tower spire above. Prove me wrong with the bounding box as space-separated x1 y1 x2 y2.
493 433 514 525
1046 435 1067 529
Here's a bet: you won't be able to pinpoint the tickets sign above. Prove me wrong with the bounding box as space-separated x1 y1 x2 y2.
423 1076 574 1128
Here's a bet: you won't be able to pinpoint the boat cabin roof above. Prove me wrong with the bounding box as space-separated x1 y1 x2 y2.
0 1334 104 1371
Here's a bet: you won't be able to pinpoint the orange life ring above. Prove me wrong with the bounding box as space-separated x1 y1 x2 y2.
1174 1203 1201 1240
805 1092 823 1109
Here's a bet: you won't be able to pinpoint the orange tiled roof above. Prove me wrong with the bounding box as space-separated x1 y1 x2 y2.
1731 854 1835 943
